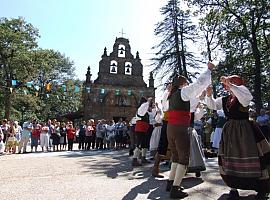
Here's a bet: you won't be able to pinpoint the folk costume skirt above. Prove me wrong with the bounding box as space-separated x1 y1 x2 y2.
219 119 270 192
188 128 206 173
149 125 162 151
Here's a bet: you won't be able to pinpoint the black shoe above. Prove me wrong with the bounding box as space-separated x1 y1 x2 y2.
228 190 240 200
256 192 269 200
195 172 201 177
166 180 184 192
170 186 188 199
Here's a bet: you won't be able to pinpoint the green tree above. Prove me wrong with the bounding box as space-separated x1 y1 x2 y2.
151 0 200 82
0 17 78 121
189 0 270 111
0 17 39 119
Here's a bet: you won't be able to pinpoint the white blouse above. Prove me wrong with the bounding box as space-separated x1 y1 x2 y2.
205 84 253 110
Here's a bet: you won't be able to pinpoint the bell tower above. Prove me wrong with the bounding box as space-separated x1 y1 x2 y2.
83 36 155 121
94 37 147 87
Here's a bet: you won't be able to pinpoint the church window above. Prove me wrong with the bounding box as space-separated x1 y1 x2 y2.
115 89 120 96
127 90 132 96
118 44 125 58
85 87 91 93
125 62 132 75
100 88 105 94
110 60 118 74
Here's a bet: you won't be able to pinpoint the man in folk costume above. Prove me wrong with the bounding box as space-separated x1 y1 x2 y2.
166 62 214 199
132 97 153 166
206 75 270 200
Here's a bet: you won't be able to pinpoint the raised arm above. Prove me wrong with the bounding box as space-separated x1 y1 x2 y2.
205 86 223 110
229 85 253 107
137 102 150 117
181 61 214 101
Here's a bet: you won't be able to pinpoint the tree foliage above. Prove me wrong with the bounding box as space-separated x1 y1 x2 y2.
188 0 270 111
0 17 81 121
151 0 201 83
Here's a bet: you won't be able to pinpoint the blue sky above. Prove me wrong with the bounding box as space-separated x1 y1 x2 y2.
1 0 167 83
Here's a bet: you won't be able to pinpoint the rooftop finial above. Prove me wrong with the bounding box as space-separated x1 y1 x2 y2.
119 28 126 38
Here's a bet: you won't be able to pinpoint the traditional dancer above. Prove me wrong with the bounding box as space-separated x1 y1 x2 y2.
211 109 226 151
166 62 214 199
206 75 270 200
149 103 163 159
187 95 207 177
152 87 171 178
132 97 153 166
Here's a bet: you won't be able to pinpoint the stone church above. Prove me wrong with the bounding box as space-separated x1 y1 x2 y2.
82 37 155 122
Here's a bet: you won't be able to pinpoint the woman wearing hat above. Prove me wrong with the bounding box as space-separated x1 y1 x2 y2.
206 75 270 199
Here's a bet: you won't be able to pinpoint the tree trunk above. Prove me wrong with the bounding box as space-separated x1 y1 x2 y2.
173 22 182 75
172 0 182 75
180 31 188 79
4 78 11 120
251 34 263 113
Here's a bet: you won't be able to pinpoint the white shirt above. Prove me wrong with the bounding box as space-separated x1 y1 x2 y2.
161 90 170 112
181 69 212 101
206 84 253 110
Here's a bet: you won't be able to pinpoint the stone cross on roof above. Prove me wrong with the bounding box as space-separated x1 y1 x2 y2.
119 28 126 37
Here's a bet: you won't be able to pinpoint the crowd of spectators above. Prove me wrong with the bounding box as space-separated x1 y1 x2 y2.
0 118 131 154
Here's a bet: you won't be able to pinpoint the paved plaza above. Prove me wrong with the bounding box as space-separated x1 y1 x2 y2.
0 148 262 200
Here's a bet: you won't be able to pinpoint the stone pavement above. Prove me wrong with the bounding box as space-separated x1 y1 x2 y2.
0 148 264 200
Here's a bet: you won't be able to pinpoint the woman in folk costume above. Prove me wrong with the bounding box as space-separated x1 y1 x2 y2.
211 109 226 152
152 87 171 178
149 103 163 158
132 97 153 166
187 94 207 177
206 75 270 200
166 62 214 199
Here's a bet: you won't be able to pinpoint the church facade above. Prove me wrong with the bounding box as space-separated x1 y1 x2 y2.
82 37 155 122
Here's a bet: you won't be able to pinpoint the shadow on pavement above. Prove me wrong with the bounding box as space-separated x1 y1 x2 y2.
59 149 136 178
122 176 204 200
181 177 204 189
217 193 258 200
122 177 168 200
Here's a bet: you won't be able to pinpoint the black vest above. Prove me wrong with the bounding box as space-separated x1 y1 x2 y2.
169 89 190 111
222 96 249 120
137 112 150 123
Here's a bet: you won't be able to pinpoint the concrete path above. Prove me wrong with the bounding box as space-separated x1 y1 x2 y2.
0 148 263 200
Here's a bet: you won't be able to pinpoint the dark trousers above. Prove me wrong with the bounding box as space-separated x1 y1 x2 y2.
85 136 95 150
96 137 103 149
78 135 85 150
68 139 74 151
146 125 154 149
136 132 148 149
